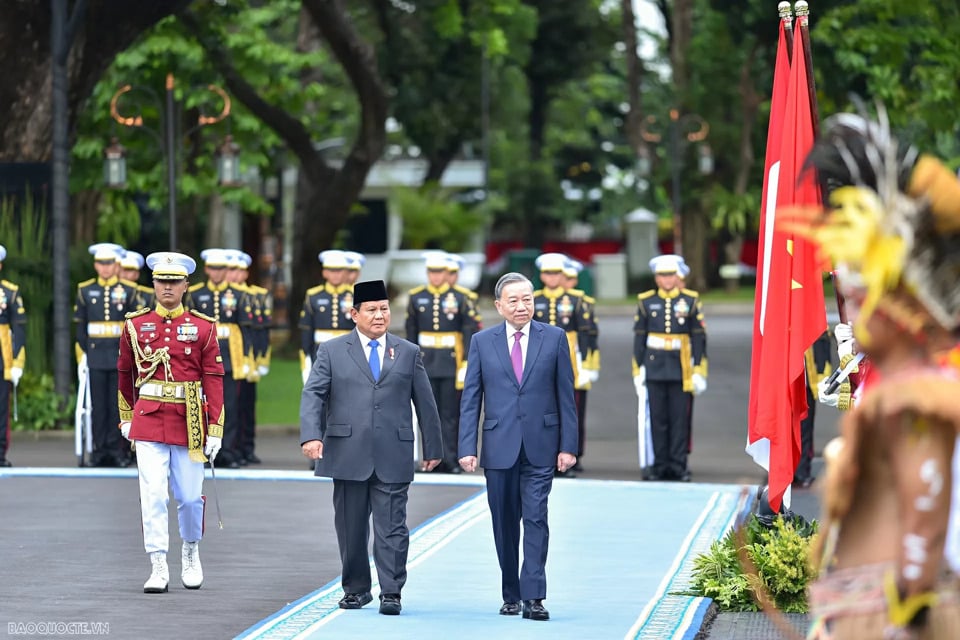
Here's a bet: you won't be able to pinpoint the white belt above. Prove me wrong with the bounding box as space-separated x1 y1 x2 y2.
87 322 123 337
138 382 186 399
419 334 457 348
216 325 232 339
314 330 347 344
647 335 683 351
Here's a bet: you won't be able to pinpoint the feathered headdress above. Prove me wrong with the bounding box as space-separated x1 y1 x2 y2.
800 104 960 340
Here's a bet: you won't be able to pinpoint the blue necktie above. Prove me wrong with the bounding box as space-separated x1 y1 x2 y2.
368 339 380 380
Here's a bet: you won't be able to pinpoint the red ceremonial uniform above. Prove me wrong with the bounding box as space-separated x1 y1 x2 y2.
117 305 225 448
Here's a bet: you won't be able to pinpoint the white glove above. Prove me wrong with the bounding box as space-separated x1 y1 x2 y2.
837 338 855 359
576 369 592 387
120 421 132 441
258 365 269 377
10 366 22 387
587 369 600 383
456 365 467 385
242 363 251 376
817 378 839 407
302 356 312 385
691 373 707 396
633 366 646 395
834 322 853 343
204 435 222 461
77 354 88 380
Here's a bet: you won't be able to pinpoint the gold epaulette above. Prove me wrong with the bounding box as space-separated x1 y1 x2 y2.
408 285 427 294
124 308 151 319
187 282 205 293
453 285 478 300
305 284 326 296
583 295 596 304
680 288 700 298
637 290 656 300
1 279 18 291
77 277 96 288
567 288 585 296
249 285 269 295
190 309 216 323
532 289 544 296
119 278 139 288
137 284 153 295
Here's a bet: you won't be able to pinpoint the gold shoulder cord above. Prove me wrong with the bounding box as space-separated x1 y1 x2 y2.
125 321 172 387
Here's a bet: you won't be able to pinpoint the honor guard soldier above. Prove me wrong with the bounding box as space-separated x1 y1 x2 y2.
795 331 832 488
0 245 26 467
299 249 356 384
185 248 252 468
446 253 482 329
406 251 478 473
632 254 707 482
561 257 599 471
227 249 271 464
532 252 592 476
343 251 365 285
117 251 225 593
120 250 153 308
74 242 141 467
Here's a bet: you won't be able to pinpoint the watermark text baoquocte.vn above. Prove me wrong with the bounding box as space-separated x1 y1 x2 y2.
8 621 110 636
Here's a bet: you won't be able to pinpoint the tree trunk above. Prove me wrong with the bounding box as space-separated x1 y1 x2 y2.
621 0 645 155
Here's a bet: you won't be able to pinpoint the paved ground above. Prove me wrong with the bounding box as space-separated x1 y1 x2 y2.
1 302 835 639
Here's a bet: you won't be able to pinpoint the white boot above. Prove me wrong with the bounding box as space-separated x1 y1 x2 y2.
144 551 169 593
181 541 203 589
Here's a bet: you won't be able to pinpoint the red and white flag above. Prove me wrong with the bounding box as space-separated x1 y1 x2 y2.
746 21 826 512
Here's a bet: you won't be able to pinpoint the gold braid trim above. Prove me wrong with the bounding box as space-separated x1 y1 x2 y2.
0 325 12 381
125 320 172 386
183 381 207 463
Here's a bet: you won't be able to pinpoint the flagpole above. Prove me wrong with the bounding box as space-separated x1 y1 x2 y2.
795 0 820 133
778 2 794 66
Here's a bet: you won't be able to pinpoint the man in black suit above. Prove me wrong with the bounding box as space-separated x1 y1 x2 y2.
458 272 578 622
300 280 443 616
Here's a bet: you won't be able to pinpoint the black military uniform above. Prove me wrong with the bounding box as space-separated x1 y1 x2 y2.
186 250 253 468
298 282 355 373
406 271 477 473
795 330 833 487
0 253 26 467
633 270 707 481
236 254 271 465
74 244 143 467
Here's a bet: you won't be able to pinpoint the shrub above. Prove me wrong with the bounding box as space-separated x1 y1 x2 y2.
10 372 74 431
686 513 819 613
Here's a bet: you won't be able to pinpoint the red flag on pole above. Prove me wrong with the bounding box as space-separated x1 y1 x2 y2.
746 21 826 512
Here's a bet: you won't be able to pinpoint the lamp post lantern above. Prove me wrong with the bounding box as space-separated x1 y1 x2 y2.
637 109 711 257
106 73 238 250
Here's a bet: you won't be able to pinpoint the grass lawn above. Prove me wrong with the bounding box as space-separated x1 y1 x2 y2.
256 358 303 426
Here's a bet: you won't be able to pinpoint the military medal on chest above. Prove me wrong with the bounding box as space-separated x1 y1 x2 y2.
110 284 128 310
675 298 689 325
0 288 7 312
177 320 199 342
441 292 459 320
557 295 574 326
341 292 353 321
221 290 237 318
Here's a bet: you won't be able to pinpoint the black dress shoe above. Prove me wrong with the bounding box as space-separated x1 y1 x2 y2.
338 591 373 609
573 461 584 472
554 468 576 478
448 465 463 474
794 476 815 489
379 593 401 615
245 453 262 464
522 599 549 621
680 470 692 482
0 458 11 467
499 601 521 616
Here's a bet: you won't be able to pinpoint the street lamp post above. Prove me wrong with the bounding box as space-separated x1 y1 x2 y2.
637 109 712 257
106 73 236 250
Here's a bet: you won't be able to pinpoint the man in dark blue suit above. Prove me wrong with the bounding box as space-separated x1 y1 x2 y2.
458 272 578 622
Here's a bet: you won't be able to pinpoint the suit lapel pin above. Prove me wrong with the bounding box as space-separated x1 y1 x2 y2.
388 347 395 360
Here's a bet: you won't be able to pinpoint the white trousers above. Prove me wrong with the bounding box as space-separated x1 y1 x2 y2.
136 441 205 553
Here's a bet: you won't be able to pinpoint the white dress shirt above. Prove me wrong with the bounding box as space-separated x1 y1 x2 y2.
505 321 530 370
357 330 385 373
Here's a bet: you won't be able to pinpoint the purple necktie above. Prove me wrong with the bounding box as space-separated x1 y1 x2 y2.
511 331 523 383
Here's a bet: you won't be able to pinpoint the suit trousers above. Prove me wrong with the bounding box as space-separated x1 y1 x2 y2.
333 475 410 596
484 445 554 602
647 380 689 478
136 441 205 553
0 379 9 459
238 379 257 459
429 375 459 469
90 368 123 463
575 390 588 457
